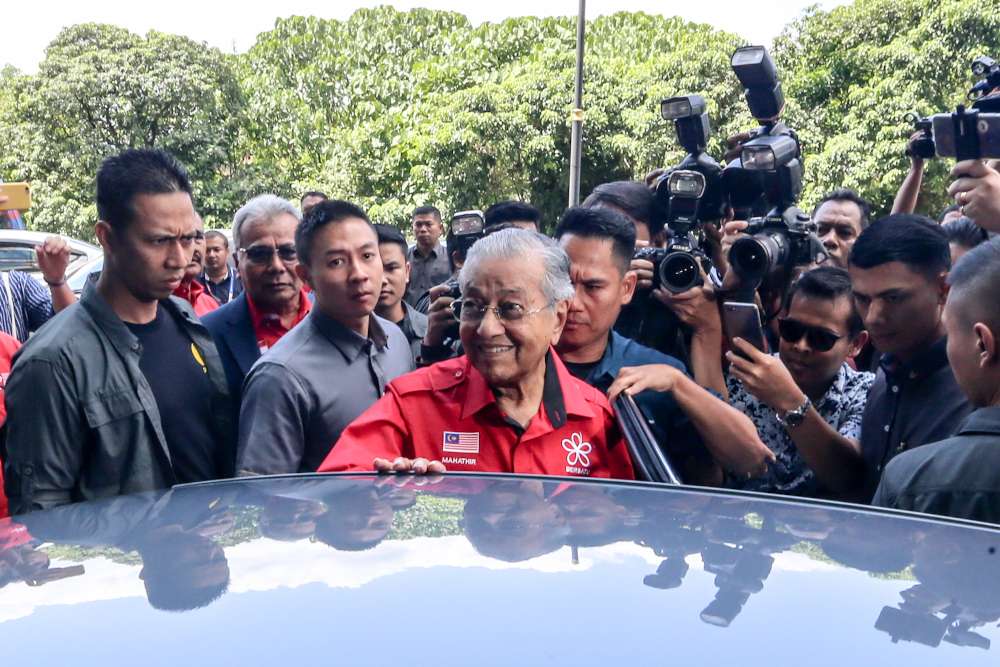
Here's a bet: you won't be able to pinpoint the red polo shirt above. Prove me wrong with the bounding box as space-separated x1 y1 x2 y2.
319 350 634 480
0 331 21 518
246 288 312 354
174 279 219 317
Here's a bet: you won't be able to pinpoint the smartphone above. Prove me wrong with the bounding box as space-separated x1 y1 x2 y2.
721 301 767 360
932 112 1000 159
0 182 31 211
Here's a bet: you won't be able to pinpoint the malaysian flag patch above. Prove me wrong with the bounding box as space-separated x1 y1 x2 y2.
443 431 480 454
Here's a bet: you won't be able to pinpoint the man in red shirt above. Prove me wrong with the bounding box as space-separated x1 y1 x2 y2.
320 228 634 480
173 217 219 317
0 330 21 518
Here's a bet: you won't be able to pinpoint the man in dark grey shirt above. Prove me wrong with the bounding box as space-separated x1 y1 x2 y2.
236 201 415 475
874 239 1000 523
404 205 450 306
849 215 974 501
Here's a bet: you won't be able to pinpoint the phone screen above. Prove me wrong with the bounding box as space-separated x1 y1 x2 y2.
722 302 767 360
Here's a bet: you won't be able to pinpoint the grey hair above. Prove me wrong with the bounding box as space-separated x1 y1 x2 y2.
459 228 575 306
232 195 302 250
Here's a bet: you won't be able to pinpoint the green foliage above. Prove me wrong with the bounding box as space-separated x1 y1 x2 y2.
387 493 464 540
1 2 996 238
775 0 1000 218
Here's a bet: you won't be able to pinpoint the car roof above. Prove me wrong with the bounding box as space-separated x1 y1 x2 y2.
3 473 1000 664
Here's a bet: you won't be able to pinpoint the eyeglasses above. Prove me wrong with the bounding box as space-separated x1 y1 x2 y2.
777 318 847 352
239 244 298 265
451 299 549 324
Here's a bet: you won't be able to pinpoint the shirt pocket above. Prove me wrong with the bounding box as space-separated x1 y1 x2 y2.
84 388 145 428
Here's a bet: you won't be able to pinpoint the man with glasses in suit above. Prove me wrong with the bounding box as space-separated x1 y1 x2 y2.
201 195 312 432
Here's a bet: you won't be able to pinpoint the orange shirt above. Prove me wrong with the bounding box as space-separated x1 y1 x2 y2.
246 289 313 354
173 279 219 317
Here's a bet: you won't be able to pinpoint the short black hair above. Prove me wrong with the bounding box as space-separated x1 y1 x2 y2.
554 206 636 275
947 236 1000 326
939 203 961 223
484 201 541 228
943 216 990 250
300 191 328 204
204 230 228 248
296 200 374 266
96 149 193 230
848 213 951 278
788 266 865 334
812 189 872 229
412 205 441 221
374 223 408 258
582 181 664 237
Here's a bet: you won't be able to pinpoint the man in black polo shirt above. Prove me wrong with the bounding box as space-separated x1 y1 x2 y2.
849 214 974 501
874 238 1000 522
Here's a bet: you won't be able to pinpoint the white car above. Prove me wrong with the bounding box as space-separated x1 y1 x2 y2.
0 230 102 286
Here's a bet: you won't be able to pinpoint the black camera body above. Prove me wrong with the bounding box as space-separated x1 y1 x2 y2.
904 112 936 159
730 207 828 282
725 47 827 285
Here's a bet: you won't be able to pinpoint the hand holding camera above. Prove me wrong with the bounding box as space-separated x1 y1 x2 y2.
948 159 1000 231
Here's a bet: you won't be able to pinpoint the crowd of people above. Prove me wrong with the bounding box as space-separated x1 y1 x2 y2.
1 143 999 529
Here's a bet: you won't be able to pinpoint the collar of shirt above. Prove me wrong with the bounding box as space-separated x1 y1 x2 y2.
880 335 949 386
200 267 232 287
812 362 855 412
400 300 428 339
173 278 208 306
957 406 1000 436
587 330 635 385
247 287 312 335
410 241 444 261
310 307 390 362
459 348 594 434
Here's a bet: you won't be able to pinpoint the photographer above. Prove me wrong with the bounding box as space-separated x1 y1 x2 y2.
665 265 873 497
554 207 774 483
812 190 871 270
485 201 542 233
582 180 694 366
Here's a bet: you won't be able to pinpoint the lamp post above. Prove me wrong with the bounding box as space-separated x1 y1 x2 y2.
567 0 586 207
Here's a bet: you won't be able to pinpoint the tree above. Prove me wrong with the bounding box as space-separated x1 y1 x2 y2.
775 0 1000 218
0 23 288 240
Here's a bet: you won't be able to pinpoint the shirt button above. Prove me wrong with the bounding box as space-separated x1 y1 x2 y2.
876 464 882 472
455 371 462 378
883 425 890 432
891 385 899 393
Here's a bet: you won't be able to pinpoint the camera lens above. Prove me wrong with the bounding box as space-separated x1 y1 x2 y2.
660 252 701 293
730 231 790 280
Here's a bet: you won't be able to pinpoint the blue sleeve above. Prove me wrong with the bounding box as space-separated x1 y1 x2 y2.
16 271 55 333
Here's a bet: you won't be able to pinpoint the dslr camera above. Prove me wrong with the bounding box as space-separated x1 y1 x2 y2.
904 56 1000 161
647 94 725 293
442 210 485 338
725 46 828 286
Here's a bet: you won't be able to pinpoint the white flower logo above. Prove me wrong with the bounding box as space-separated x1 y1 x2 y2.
562 432 592 468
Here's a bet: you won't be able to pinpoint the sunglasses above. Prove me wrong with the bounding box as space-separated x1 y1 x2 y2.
239 244 298 266
777 318 846 352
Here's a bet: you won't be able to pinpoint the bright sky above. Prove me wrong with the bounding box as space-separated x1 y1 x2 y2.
1 0 850 74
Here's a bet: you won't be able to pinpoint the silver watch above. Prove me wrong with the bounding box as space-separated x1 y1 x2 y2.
778 396 811 429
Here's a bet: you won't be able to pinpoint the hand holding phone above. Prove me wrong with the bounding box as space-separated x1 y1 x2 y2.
0 183 31 211
721 302 767 360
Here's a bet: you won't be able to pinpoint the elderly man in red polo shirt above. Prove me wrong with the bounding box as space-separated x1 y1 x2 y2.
319 228 634 479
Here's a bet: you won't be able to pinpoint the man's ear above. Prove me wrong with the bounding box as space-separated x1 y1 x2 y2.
621 270 638 306
937 272 951 305
974 322 997 367
404 261 411 285
451 251 463 271
295 262 313 291
94 221 115 252
846 330 869 359
550 300 570 345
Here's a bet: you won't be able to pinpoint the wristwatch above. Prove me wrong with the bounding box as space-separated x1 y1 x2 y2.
778 395 811 429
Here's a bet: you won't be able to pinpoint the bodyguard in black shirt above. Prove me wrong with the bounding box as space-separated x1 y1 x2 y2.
849 215 974 501
874 238 1000 523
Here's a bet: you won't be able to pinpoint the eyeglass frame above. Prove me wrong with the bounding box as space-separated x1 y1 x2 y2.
237 243 299 265
451 299 552 325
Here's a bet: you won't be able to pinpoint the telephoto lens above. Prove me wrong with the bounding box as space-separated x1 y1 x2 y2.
729 229 791 281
